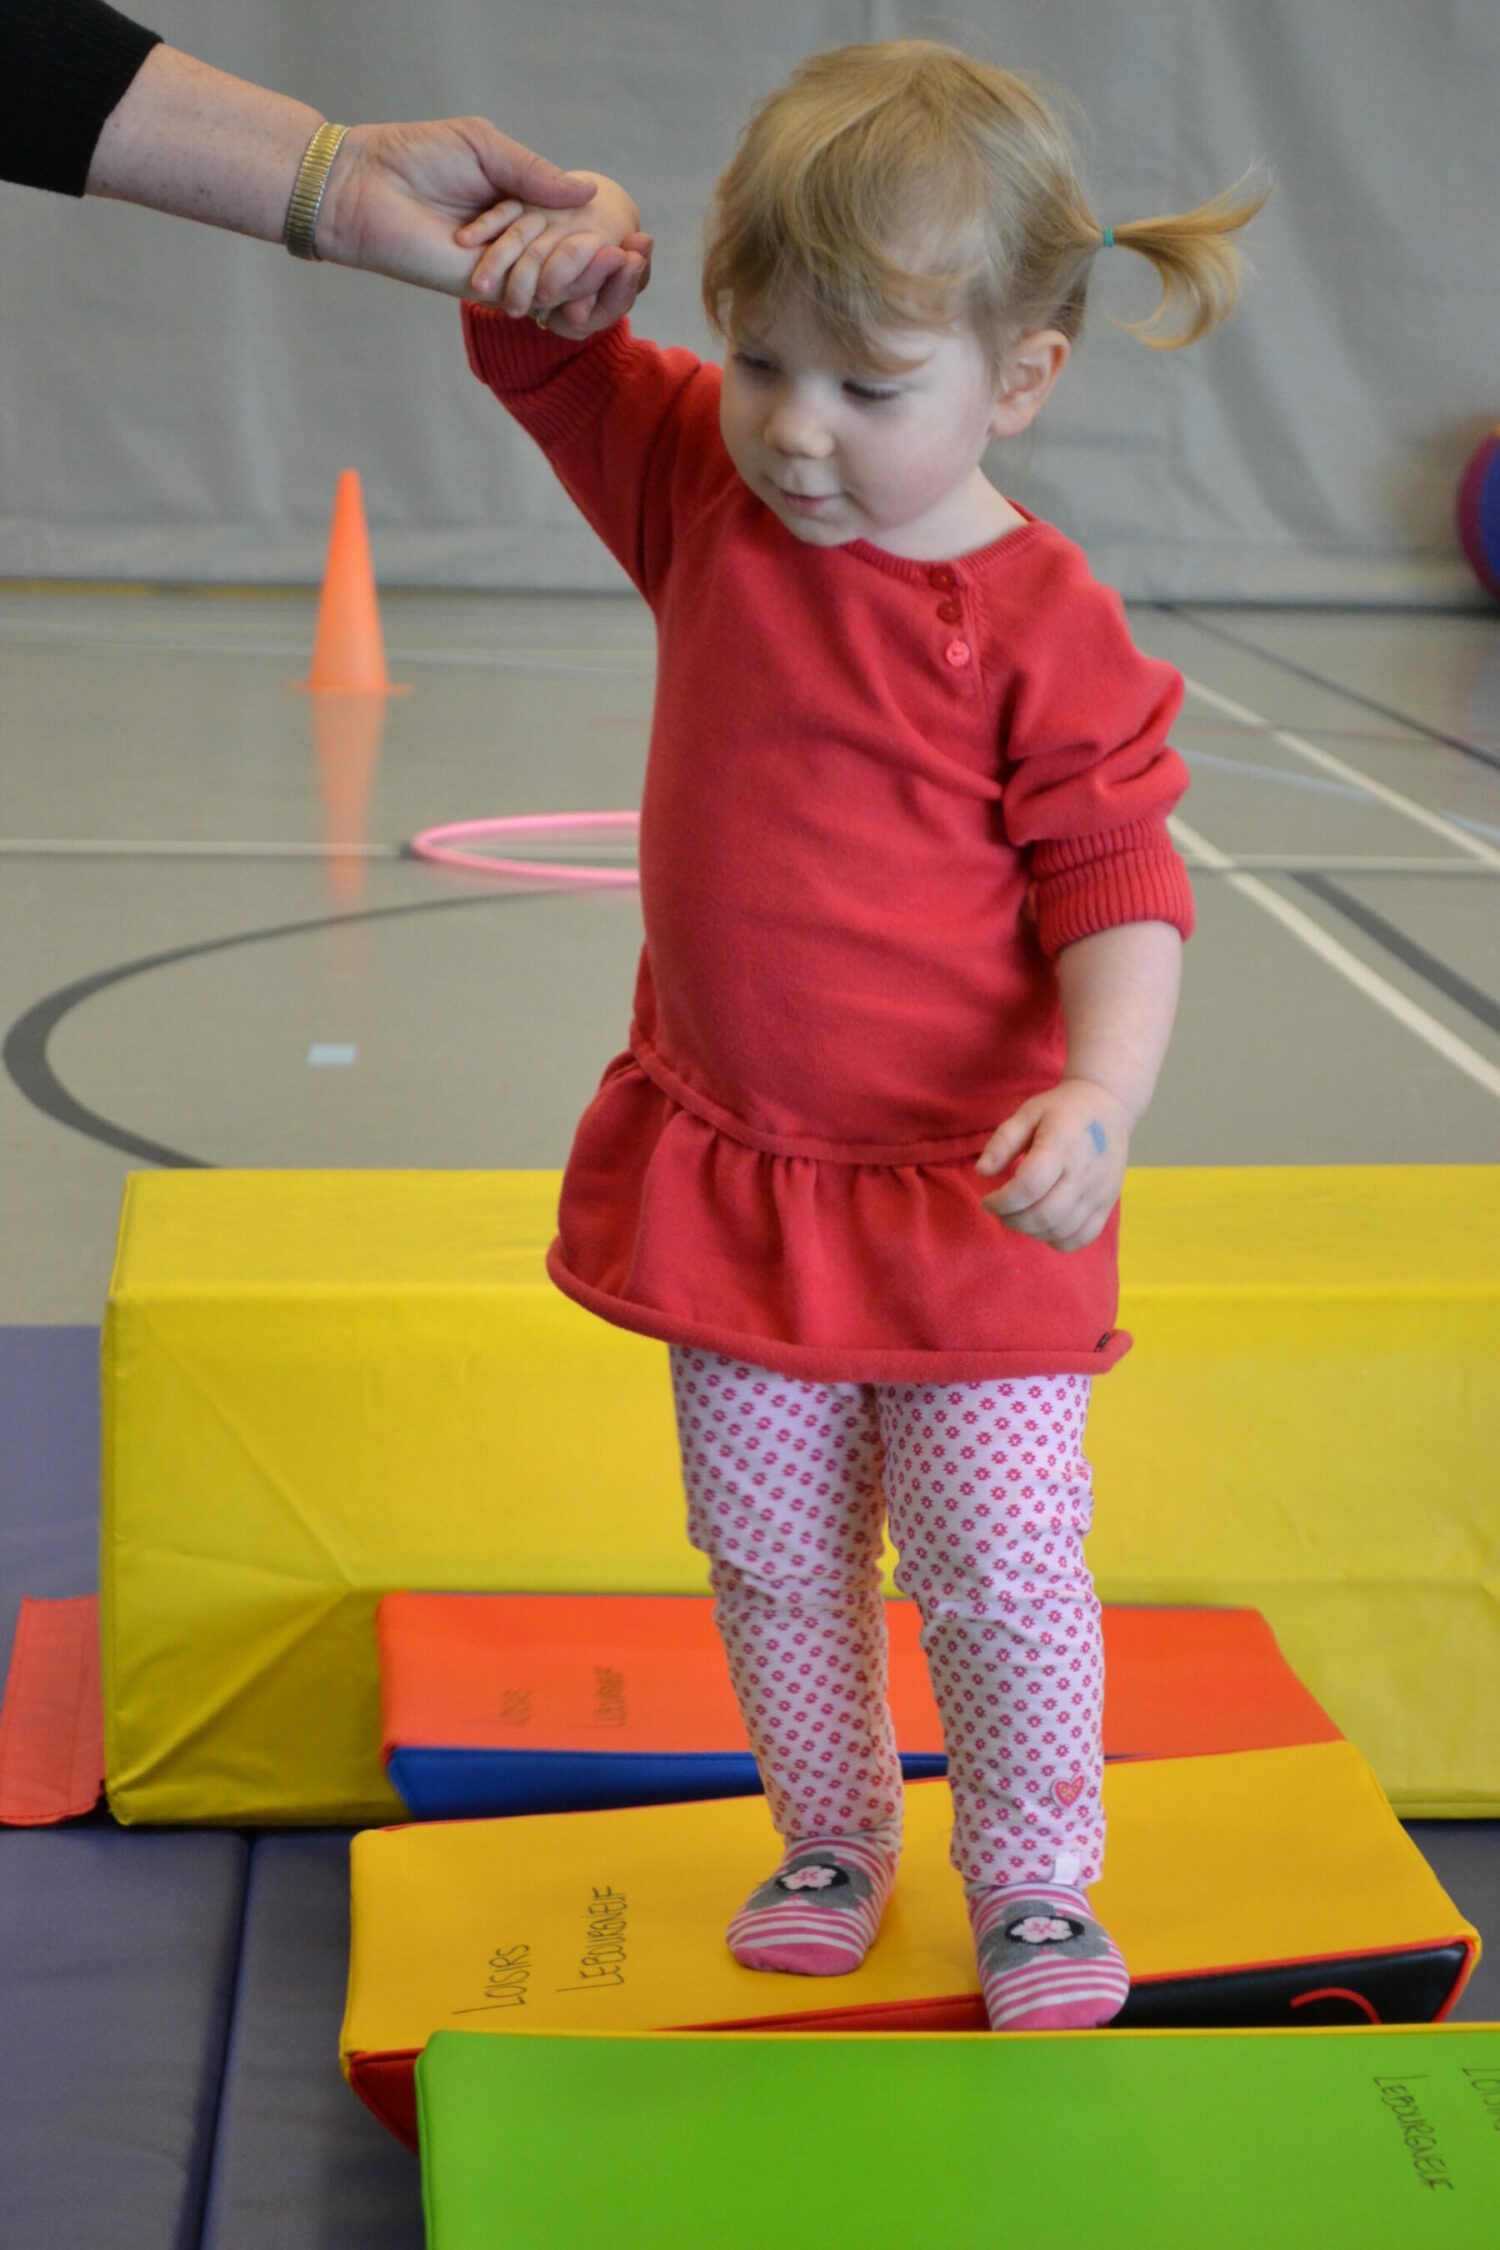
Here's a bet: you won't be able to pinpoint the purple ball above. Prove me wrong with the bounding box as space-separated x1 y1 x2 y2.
1457 426 1500 600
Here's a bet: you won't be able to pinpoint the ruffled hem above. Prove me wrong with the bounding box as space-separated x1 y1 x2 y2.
549 1053 1132 1385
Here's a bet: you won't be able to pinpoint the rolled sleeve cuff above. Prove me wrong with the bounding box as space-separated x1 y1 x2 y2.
462 305 636 447
1029 818 1196 956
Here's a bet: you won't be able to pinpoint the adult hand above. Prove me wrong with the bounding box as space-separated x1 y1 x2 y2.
315 117 609 297
975 1078 1131 1253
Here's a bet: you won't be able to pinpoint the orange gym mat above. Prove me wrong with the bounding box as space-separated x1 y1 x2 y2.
377 1594 1342 1819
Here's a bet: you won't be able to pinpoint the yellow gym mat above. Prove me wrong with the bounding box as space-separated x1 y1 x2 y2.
102 1171 685 1826
340 1743 1479 2147
101 1166 1500 1823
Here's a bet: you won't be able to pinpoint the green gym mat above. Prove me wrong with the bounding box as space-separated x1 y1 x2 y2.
416 2023 1500 2248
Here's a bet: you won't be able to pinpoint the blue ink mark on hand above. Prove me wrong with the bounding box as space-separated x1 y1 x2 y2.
1087 1118 1107 1155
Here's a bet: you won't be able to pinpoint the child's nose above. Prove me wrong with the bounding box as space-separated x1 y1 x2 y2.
764 391 834 458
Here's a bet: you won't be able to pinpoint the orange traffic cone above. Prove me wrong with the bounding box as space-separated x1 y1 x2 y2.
294 471 407 901
297 469 405 695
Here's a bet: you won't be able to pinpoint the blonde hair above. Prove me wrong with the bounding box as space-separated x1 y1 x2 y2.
702 41 1268 364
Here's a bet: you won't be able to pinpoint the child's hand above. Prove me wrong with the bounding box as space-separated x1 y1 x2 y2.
975 1079 1131 1252
457 171 651 335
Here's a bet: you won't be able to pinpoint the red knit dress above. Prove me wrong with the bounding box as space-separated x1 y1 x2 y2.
463 311 1195 1383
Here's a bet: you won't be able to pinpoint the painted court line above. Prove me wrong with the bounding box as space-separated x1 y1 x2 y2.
1447 810 1500 846
0 839 402 859
1 838 1495 877
1169 603 1500 773
1181 676 1500 870
1170 813 1500 1104
0 618 653 674
2 837 1493 878
1181 746 1367 799
0 837 639 865
1173 853 1495 876
1295 875 1500 1041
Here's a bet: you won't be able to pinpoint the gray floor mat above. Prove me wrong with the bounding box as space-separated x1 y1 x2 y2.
200 1832 423 2250
0 1825 248 2250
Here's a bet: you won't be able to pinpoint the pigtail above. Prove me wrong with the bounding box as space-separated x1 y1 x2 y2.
699 43 1271 363
1107 172 1270 350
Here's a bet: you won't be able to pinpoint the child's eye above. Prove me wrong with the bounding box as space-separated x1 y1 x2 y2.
733 351 776 377
845 382 900 403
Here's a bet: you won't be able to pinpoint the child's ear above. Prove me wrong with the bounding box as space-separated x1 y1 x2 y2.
988 329 1070 438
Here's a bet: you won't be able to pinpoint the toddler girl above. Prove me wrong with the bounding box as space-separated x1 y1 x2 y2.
457 40 1264 2031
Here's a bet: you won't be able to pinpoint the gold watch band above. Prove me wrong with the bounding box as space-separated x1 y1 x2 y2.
283 123 350 261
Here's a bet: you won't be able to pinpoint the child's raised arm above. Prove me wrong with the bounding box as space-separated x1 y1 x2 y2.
458 170 652 335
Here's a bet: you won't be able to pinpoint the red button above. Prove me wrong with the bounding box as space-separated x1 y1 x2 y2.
928 565 957 590
936 600 962 623
945 638 972 667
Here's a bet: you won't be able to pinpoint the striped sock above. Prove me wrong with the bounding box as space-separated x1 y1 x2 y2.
967 1881 1129 2031
727 1829 901 1977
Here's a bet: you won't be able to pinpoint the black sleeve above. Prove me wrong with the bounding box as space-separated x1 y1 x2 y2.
2 0 162 195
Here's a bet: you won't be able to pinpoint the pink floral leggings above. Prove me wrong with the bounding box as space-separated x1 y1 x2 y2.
670 1348 1106 1888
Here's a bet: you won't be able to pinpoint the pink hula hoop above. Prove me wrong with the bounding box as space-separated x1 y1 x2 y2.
410 810 639 886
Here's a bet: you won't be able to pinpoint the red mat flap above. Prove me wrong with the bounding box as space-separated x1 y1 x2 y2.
378 1594 1342 1764
0 1596 105 1824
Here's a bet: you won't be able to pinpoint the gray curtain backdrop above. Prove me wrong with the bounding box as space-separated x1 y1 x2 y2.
2 0 1497 599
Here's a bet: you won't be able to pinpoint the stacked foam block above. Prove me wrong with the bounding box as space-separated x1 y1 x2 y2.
92 1167 1500 2244
100 1167 1500 1825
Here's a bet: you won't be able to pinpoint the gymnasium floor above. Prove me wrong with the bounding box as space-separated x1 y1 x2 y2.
1 584 1497 2245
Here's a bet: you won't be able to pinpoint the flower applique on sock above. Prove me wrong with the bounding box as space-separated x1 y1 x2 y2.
966 1879 1129 2031
727 1830 901 1977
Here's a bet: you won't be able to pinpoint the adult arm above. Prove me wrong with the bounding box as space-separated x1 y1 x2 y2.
86 45 619 298
5 0 639 305
2 0 159 193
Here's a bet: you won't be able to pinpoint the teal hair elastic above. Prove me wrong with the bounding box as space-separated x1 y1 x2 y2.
1100 225 1115 249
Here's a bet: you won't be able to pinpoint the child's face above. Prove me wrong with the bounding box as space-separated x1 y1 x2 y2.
719 289 1019 559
